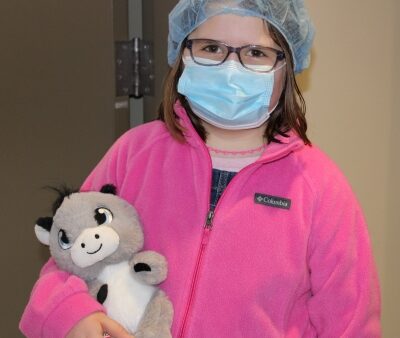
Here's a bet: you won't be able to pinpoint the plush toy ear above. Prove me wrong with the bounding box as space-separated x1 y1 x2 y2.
100 184 117 195
34 217 53 245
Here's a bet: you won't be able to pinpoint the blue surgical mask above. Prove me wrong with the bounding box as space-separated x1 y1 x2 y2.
177 58 282 130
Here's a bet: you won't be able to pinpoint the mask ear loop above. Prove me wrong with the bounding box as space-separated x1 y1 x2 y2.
267 61 286 115
268 100 280 114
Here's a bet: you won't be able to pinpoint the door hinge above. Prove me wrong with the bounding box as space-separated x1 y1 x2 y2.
115 37 154 98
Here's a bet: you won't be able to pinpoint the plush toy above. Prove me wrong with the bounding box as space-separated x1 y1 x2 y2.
34 184 173 338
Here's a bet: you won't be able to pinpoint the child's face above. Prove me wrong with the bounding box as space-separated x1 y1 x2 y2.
185 14 286 112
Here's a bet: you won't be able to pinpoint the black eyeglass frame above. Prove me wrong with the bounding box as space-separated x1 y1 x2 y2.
184 38 285 73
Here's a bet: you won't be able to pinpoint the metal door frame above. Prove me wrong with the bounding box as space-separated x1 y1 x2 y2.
128 0 144 127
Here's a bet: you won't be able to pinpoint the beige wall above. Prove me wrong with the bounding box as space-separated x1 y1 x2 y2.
387 1 400 335
0 1 129 336
299 1 399 336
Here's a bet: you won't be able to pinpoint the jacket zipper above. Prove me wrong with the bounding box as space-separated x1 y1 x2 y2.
178 162 253 337
178 160 277 337
178 135 214 338
177 130 303 337
178 210 214 338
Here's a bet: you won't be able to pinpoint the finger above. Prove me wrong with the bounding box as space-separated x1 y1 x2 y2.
101 316 134 338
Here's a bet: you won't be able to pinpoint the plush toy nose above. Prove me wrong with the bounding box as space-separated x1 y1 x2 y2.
71 226 120 268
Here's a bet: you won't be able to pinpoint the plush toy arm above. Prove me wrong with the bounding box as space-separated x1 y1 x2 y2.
130 251 168 285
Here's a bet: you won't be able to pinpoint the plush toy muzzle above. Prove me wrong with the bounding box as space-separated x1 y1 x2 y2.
71 225 120 268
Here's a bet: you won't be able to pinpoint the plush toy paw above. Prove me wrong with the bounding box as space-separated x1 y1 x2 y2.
131 251 168 285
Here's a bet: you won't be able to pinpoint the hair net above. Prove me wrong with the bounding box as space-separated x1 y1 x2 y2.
168 0 315 73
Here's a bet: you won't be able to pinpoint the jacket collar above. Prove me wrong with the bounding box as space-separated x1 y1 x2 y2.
173 100 306 164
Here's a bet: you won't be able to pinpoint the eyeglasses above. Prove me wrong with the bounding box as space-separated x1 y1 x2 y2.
184 39 285 73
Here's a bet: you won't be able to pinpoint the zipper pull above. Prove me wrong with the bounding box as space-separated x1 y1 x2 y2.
204 210 214 229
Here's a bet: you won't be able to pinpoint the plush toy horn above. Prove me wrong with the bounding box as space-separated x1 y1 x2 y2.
100 184 117 195
34 217 53 245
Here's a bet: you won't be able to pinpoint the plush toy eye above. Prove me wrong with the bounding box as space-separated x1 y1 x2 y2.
58 229 72 250
94 207 113 225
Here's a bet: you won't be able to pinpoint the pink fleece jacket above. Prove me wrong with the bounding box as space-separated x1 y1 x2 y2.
20 102 381 337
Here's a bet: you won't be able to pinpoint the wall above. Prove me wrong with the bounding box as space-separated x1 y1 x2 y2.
386 0 400 335
300 1 399 336
0 1 129 335
142 0 178 121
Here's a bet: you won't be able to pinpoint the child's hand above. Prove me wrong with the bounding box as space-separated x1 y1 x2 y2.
66 312 135 338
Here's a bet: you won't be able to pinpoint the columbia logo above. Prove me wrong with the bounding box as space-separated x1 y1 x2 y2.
254 193 291 210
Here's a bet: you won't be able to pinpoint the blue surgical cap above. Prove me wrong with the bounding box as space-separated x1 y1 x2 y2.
168 0 315 73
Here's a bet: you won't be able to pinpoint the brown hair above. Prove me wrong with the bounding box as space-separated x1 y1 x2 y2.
157 23 311 145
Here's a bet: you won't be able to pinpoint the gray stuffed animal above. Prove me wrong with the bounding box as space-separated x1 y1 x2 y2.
34 184 173 338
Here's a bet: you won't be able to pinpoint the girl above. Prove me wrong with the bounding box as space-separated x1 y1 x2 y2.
20 0 381 337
